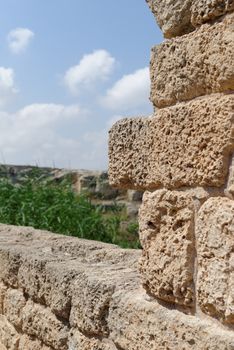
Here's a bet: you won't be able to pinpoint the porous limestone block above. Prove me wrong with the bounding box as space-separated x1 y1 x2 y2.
0 283 7 314
146 0 234 38
3 288 26 329
196 197 234 324
0 315 19 350
70 271 115 336
18 335 52 350
108 290 234 350
0 344 7 350
150 14 234 108
191 0 234 26
139 190 195 306
109 94 234 190
70 261 139 337
225 153 234 198
21 300 68 350
68 330 117 350
146 0 193 38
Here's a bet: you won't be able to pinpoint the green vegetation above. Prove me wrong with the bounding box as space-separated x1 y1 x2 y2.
0 169 140 248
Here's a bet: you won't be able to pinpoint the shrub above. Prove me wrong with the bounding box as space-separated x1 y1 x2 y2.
0 170 140 248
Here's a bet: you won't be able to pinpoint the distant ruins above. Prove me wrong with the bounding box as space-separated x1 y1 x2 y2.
0 1 233 349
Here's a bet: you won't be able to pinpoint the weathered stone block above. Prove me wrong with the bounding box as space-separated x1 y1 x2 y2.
146 0 234 38
191 0 234 27
0 283 7 315
21 300 68 350
3 289 26 329
70 259 139 336
109 94 234 190
18 335 52 350
70 271 115 336
69 330 117 350
150 13 234 108
146 0 193 38
0 315 19 350
225 153 234 198
139 190 195 306
109 290 234 350
196 197 234 324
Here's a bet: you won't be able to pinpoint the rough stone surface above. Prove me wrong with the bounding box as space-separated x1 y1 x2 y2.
196 197 234 324
0 283 7 315
225 153 234 198
150 14 234 108
109 94 234 190
0 315 19 350
146 0 234 38
145 0 193 38
139 190 195 306
0 225 233 349
21 300 69 350
191 0 234 27
18 335 52 350
109 289 234 350
68 330 117 350
3 289 26 329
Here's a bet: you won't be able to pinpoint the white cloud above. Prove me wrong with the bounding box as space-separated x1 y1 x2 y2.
0 103 86 168
101 67 151 113
64 49 116 95
7 28 34 54
0 67 18 107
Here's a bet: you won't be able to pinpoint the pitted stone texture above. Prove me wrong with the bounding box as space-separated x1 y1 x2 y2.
3 289 26 329
225 153 234 198
146 0 234 38
150 14 234 108
21 300 68 350
0 283 7 314
191 0 234 26
70 259 139 336
139 190 195 306
0 224 139 324
69 330 117 350
145 0 193 38
109 94 234 190
18 335 52 350
196 197 234 324
0 315 19 350
109 290 234 350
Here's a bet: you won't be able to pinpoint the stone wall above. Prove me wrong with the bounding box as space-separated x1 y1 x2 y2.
0 1 234 349
108 0 234 348
0 225 234 350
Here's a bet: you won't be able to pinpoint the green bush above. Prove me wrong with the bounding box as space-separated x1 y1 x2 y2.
0 170 140 248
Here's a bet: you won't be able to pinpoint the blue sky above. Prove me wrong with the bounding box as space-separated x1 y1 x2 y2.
0 0 162 169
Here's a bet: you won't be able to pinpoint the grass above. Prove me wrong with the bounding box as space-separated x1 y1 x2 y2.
0 169 140 248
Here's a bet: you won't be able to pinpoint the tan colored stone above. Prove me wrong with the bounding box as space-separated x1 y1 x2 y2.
196 197 234 324
150 14 234 108
21 300 68 350
146 0 193 38
139 190 195 306
3 288 26 329
225 153 234 198
0 344 7 350
0 315 19 350
18 335 52 350
109 94 234 190
109 289 234 350
146 0 234 38
70 257 139 336
191 0 234 27
68 330 117 350
0 283 7 314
